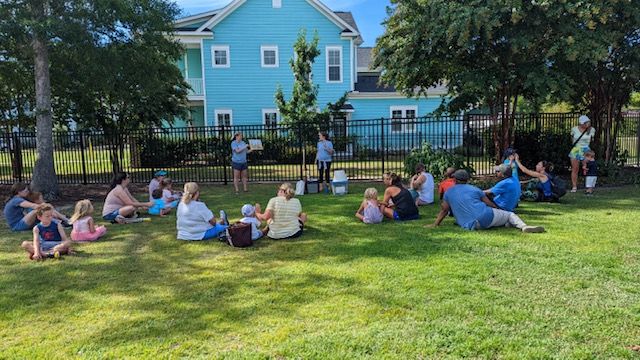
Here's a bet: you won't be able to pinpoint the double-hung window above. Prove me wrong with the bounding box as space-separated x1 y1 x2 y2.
212 46 230 68
390 106 417 133
262 109 279 130
326 46 342 83
261 46 279 68
215 109 232 127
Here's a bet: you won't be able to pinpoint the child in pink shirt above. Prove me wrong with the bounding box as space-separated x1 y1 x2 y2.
70 200 107 242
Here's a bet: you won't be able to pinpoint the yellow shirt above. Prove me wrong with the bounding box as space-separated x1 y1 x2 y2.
266 196 302 239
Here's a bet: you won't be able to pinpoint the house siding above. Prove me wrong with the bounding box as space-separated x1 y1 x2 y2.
202 0 353 125
348 97 462 149
186 49 203 78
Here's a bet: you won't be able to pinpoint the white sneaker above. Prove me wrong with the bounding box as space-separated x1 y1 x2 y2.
570 188 577 193
522 225 545 233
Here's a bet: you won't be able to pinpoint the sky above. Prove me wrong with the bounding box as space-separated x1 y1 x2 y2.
173 0 392 47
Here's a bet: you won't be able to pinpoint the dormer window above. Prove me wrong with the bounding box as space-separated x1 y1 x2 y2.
273 0 281 8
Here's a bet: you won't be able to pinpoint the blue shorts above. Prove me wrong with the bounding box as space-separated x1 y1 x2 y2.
103 210 120 221
232 162 248 171
202 223 229 240
40 241 60 251
11 218 34 232
393 211 420 221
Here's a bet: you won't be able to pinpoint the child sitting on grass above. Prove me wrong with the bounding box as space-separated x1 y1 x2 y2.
70 199 107 242
240 204 265 241
438 167 457 201
355 188 383 224
583 150 598 195
21 203 73 260
149 189 173 216
148 170 167 201
160 178 181 207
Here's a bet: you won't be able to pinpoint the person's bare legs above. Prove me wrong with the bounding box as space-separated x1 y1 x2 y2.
21 241 35 259
21 211 39 227
380 205 395 220
51 241 72 255
570 158 580 191
241 169 249 192
233 169 241 193
118 206 137 217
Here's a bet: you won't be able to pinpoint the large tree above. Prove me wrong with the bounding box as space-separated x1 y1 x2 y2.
373 1 561 163
0 0 188 197
549 1 640 162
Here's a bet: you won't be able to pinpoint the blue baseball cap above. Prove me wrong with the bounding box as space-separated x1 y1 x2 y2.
154 170 167 177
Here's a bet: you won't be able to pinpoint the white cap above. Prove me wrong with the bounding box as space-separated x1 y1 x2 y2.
579 115 590 125
241 204 255 217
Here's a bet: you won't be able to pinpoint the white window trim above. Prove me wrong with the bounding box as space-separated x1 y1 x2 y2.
272 0 281 8
261 45 279 68
390 106 418 133
326 46 343 83
262 108 280 127
214 109 233 126
212 45 230 68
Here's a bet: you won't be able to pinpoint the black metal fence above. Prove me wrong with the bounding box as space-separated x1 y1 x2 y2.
1 112 639 185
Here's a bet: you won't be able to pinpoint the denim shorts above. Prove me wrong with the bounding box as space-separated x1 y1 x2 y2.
40 241 60 251
393 211 420 221
11 218 34 232
232 162 248 171
103 210 120 221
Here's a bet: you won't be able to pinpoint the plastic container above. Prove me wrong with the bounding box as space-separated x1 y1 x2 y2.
306 179 319 194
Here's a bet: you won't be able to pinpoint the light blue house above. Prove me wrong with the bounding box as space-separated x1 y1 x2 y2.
172 0 460 149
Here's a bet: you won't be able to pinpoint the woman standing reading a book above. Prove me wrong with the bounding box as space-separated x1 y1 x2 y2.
231 132 253 194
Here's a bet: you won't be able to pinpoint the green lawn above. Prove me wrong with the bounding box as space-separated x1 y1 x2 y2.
1 183 639 358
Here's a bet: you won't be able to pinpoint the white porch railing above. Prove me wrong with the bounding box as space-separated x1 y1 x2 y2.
186 78 204 96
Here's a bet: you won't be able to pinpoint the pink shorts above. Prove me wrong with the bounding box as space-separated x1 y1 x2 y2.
71 226 107 242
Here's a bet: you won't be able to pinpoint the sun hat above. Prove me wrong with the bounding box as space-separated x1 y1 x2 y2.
579 115 590 125
241 204 255 217
154 170 167 177
453 169 470 182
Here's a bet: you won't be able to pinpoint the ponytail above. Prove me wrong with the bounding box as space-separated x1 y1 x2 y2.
182 182 199 204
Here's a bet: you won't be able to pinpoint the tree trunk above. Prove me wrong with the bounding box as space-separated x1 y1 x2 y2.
30 18 59 199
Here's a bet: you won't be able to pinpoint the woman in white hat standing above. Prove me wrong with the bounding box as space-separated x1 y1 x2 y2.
569 115 596 192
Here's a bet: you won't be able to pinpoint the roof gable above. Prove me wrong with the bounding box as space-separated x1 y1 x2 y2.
193 0 360 39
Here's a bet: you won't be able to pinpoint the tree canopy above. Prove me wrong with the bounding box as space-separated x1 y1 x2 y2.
0 0 189 195
374 0 640 163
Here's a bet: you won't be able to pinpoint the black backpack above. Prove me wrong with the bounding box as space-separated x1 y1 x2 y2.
549 175 567 200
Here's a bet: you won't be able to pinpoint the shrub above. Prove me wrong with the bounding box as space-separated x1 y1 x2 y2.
404 142 474 179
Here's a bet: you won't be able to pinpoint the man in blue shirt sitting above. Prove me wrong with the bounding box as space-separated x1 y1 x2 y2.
484 164 521 212
428 170 544 233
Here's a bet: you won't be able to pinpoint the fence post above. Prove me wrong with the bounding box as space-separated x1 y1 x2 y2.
221 126 228 185
79 131 88 185
299 122 304 180
11 132 23 182
636 115 640 167
380 117 385 174
464 115 471 167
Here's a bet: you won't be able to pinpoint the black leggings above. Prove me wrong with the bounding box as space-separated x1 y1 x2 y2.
318 161 331 183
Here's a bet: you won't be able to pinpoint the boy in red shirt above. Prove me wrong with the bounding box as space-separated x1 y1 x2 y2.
438 167 457 200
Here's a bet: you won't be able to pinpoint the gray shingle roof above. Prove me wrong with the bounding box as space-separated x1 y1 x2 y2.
333 11 359 32
357 47 374 70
